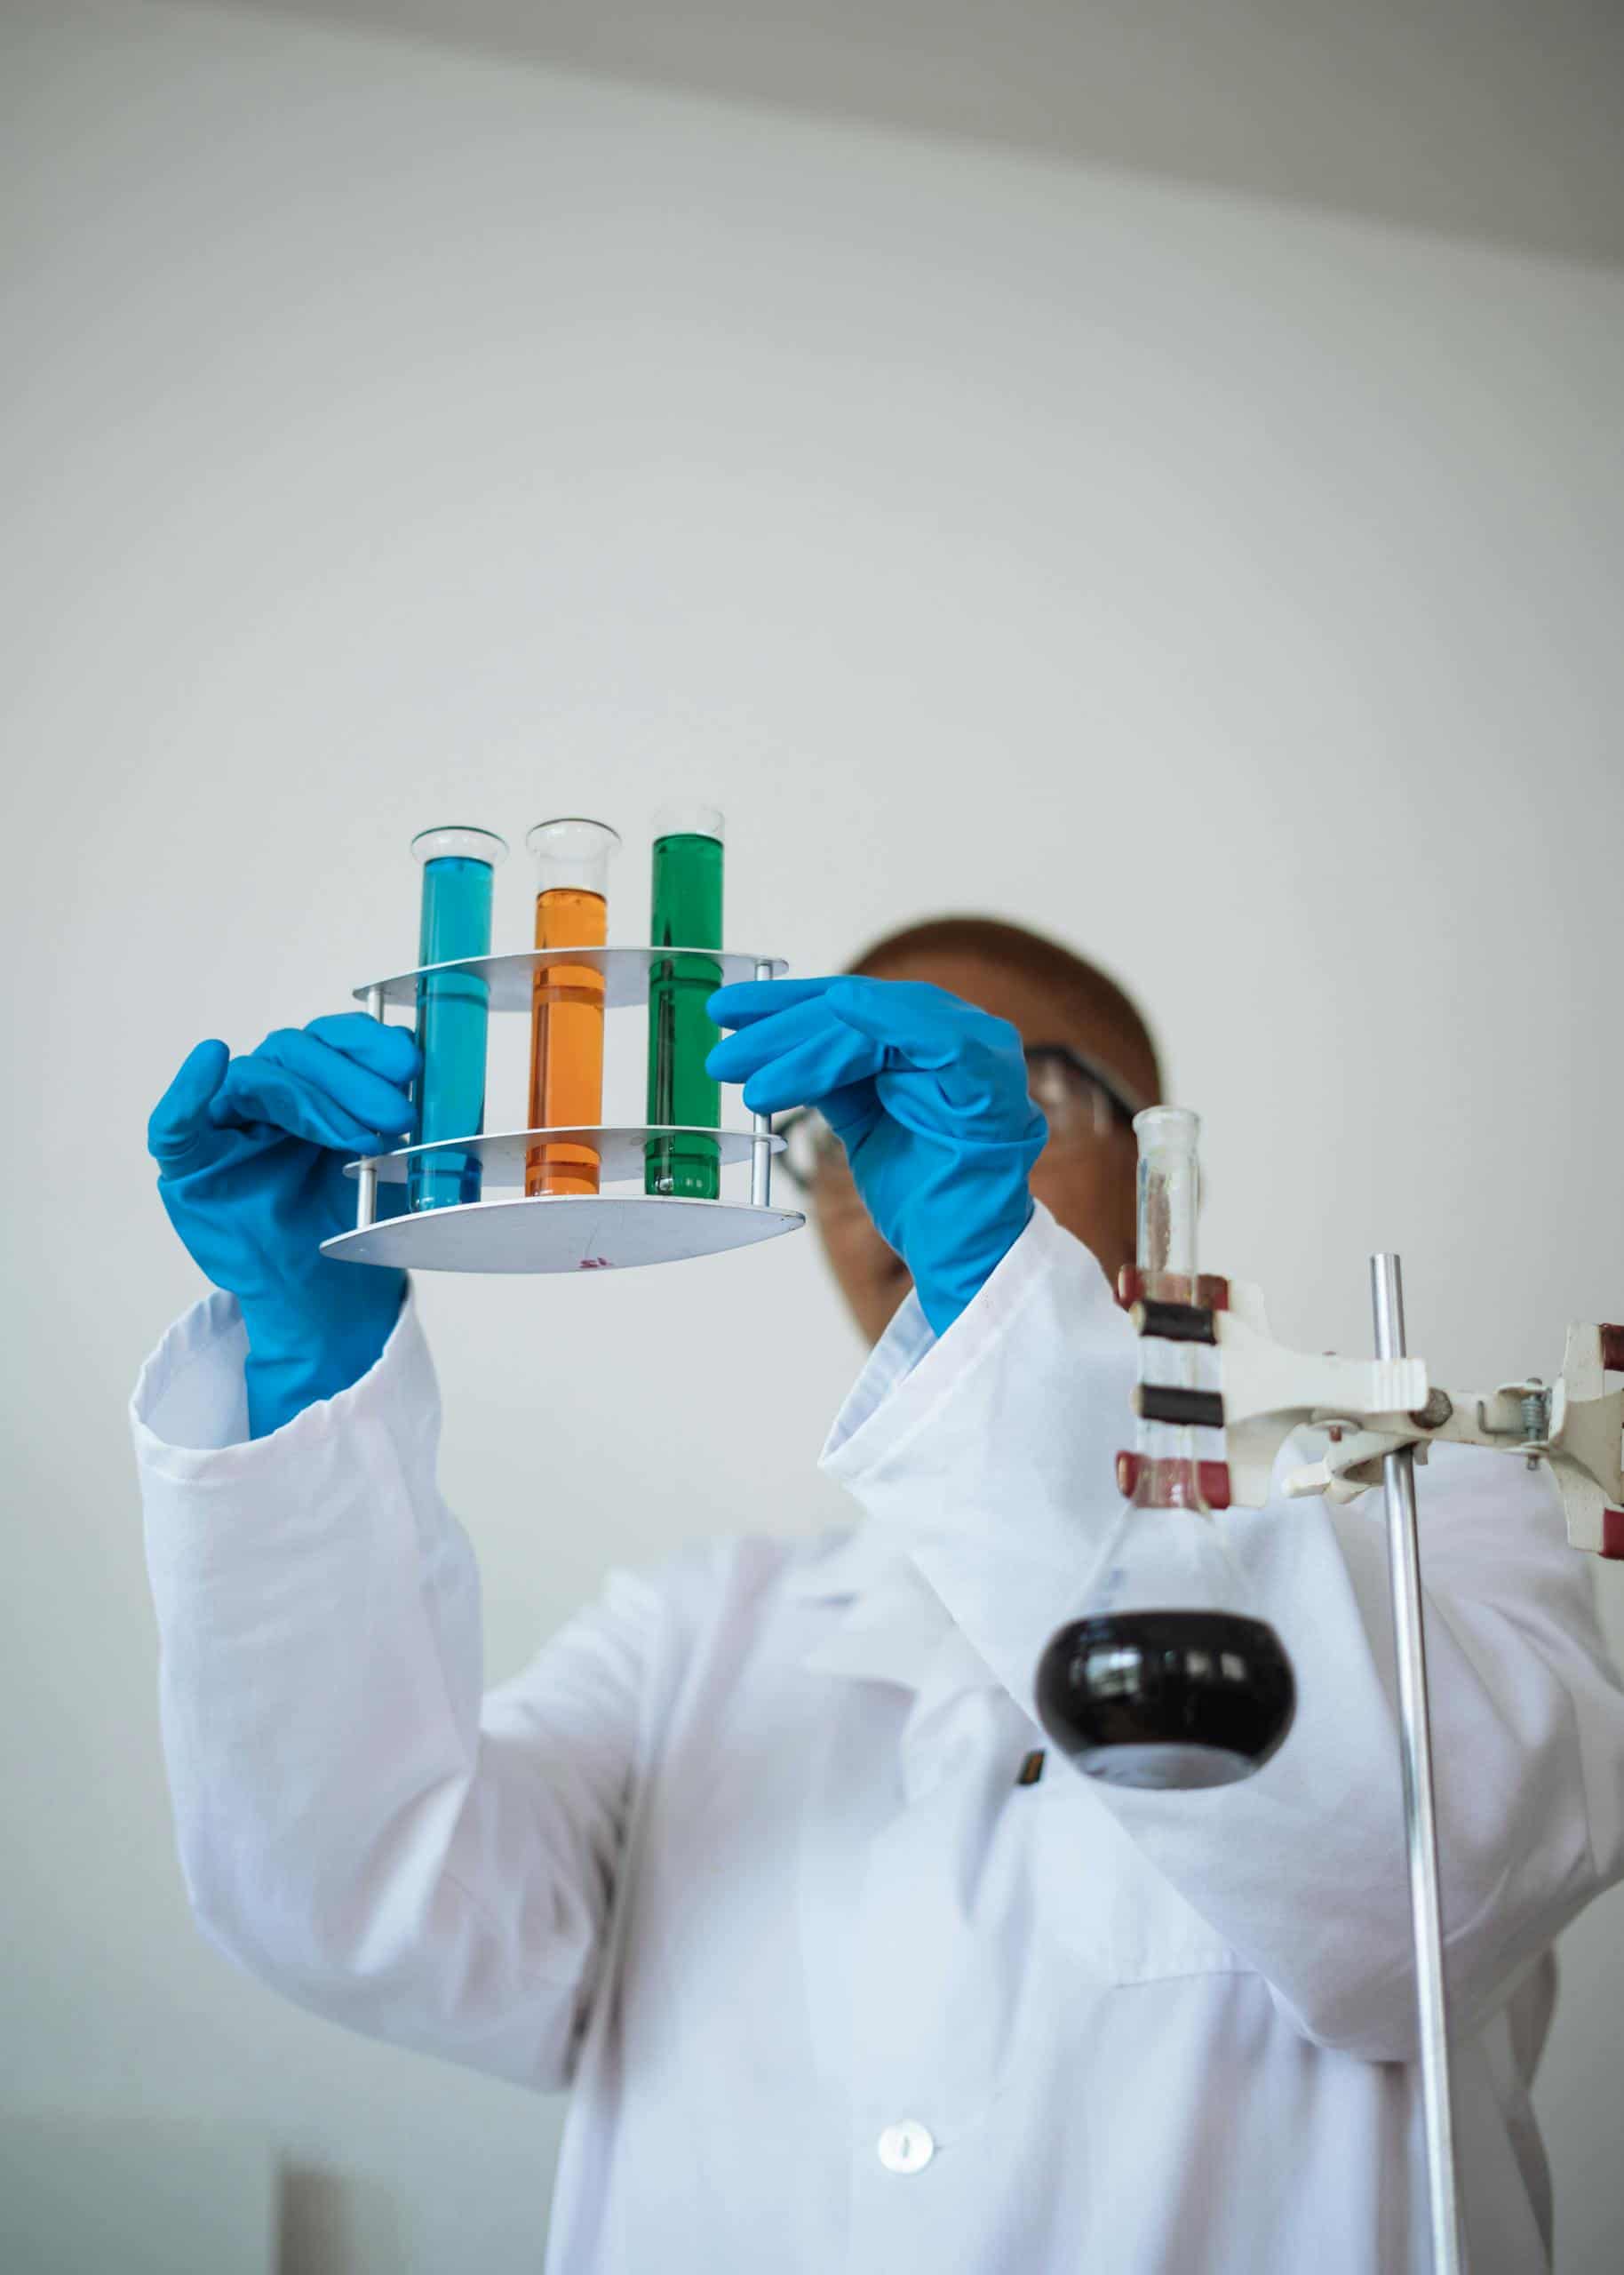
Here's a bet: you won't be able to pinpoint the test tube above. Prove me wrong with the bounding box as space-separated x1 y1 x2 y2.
1134 1105 1205 1507
645 802 724 1200
1136 1106 1200 1292
525 818 619 1198
408 826 506 1214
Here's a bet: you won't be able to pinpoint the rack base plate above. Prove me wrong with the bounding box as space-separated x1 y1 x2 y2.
322 1194 806 1274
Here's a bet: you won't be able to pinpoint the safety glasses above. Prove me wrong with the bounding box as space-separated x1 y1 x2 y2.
776 1043 1149 1195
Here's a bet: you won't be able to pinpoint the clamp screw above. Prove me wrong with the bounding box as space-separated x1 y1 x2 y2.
1477 1379 1551 1468
1522 1380 1547 1471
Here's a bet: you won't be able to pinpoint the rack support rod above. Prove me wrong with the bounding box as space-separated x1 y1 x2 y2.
357 984 385 1231
750 959 774 1208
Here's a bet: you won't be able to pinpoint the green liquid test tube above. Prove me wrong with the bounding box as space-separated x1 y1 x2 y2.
645 804 724 1199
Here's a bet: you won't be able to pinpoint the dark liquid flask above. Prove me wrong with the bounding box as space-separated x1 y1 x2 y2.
1034 1107 1296 1790
1037 1609 1296 1789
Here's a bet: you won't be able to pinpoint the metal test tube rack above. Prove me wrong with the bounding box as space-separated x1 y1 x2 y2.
322 946 804 1275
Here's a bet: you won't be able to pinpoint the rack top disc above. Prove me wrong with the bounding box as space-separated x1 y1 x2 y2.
322 1193 805 1274
354 947 788 1015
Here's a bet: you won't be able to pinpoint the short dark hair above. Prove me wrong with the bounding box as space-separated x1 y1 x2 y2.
847 913 1162 1101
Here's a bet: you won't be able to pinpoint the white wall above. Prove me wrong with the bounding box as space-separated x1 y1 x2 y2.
4 2 1622 2268
239 0 1624 267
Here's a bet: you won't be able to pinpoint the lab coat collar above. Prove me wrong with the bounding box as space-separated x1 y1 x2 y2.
784 1523 1001 1699
817 1202 1135 1575
781 1519 912 1601
787 1204 1129 1712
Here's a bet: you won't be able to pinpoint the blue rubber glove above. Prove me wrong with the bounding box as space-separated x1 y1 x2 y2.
707 975 1047 1337
147 1015 420 1440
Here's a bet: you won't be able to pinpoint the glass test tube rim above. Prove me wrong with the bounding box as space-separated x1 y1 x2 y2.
651 801 725 842
410 826 510 867
1133 1103 1200 1146
525 818 618 905
525 816 623 855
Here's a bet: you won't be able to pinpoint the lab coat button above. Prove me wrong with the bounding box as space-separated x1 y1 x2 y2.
877 2120 935 2174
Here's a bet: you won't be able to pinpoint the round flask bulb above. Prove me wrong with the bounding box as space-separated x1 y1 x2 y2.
1035 1608 1296 1788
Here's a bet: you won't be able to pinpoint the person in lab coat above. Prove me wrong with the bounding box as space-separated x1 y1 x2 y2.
133 913 1624 2275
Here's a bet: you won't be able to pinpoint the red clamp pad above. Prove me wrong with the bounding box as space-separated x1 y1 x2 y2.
1118 1265 1231 1313
1590 1326 1623 1556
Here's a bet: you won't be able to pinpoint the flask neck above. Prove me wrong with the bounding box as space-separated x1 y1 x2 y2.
1120 1452 1230 1514
1134 1105 1200 1281
1128 1106 1213 1513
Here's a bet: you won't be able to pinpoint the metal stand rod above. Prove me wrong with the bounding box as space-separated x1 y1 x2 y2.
1370 1253 1462 2275
750 958 773 1208
357 984 385 1231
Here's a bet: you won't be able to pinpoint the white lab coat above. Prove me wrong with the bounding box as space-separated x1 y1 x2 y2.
131 1204 1624 2274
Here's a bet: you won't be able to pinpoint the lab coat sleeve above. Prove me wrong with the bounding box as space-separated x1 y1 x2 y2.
131 1287 658 2092
820 1204 1624 2062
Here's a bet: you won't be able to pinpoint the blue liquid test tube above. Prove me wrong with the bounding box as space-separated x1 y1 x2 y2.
408 826 507 1213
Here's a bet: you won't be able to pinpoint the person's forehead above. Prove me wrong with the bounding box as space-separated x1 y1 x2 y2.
864 947 1119 1056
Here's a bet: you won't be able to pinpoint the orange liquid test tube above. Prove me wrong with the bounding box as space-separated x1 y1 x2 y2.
524 821 620 1198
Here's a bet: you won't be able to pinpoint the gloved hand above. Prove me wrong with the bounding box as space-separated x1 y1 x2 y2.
707 975 1046 1337
147 1015 420 1440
